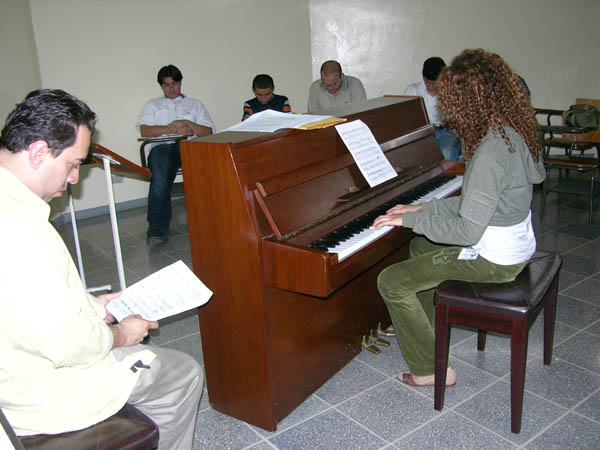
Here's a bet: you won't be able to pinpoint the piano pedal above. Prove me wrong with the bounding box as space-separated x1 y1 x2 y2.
362 335 381 354
377 322 396 337
369 330 390 347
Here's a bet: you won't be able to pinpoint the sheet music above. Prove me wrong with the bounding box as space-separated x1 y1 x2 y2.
335 119 397 187
223 109 335 132
106 260 213 321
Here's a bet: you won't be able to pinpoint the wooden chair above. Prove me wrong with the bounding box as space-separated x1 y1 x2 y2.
433 252 562 434
16 404 159 450
535 102 600 223
536 98 600 158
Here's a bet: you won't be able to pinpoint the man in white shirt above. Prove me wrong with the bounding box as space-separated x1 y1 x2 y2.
307 60 367 112
405 57 461 161
0 89 203 449
136 64 216 245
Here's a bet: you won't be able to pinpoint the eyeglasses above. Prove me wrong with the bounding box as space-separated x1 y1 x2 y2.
161 81 181 88
321 79 341 90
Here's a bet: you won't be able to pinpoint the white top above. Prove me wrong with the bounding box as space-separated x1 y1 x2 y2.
135 94 216 134
404 80 442 125
473 211 536 265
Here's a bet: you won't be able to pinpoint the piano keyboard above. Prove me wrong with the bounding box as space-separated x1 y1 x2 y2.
309 175 463 262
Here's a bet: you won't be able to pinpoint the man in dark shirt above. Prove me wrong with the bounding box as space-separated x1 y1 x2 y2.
242 74 291 120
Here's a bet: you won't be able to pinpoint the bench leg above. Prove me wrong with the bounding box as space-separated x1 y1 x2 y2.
543 277 559 365
434 303 450 411
477 330 487 351
511 319 528 434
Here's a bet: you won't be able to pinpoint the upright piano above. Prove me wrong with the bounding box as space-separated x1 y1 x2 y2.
180 96 463 431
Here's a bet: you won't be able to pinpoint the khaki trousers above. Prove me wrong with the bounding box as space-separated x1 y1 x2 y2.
112 344 203 450
377 237 526 376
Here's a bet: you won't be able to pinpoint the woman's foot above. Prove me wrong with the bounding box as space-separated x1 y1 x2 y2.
398 367 457 387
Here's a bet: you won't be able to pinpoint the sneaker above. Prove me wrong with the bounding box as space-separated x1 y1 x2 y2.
146 229 167 246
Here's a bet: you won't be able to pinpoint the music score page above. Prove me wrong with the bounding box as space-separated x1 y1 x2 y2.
106 260 213 321
335 120 397 187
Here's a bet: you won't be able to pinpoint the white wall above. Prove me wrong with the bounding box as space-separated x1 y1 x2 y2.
10 0 600 216
0 0 41 125
29 0 312 214
310 0 600 109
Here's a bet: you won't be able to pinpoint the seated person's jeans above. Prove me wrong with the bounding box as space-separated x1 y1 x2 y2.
434 128 461 161
147 142 181 236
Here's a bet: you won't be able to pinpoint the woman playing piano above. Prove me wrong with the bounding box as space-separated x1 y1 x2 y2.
372 48 545 387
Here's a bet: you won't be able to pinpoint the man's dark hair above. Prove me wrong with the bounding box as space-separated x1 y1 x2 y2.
320 60 342 75
422 57 446 82
0 89 96 156
157 65 183 84
252 74 274 90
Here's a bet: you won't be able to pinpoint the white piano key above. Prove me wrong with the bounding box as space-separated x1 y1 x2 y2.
327 176 463 262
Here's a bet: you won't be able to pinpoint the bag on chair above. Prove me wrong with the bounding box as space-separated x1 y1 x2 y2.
564 104 600 129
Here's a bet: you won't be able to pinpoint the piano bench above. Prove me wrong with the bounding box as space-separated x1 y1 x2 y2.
432 252 562 434
19 404 159 450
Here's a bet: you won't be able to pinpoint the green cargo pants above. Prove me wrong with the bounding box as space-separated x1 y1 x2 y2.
377 237 526 376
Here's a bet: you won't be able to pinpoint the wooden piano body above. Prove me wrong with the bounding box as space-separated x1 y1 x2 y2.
180 96 454 431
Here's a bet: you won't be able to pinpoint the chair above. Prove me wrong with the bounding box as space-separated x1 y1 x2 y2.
535 104 600 224
17 404 159 450
433 252 562 434
536 98 600 158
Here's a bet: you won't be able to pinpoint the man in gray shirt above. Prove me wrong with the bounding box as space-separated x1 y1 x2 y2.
307 60 367 112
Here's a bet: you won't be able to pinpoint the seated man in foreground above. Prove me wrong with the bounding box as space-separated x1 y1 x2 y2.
307 60 367 112
242 74 291 120
136 64 216 245
405 57 461 161
0 89 203 450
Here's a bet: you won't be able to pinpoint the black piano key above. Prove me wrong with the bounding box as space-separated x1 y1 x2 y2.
310 175 455 250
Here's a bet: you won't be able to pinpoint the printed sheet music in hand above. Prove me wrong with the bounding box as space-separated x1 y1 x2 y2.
106 260 213 321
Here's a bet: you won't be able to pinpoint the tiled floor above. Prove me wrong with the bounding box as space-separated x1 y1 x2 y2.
57 180 600 449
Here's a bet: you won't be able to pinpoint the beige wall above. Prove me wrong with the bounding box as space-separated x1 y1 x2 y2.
310 0 600 109
4 0 599 216
28 0 312 214
0 0 41 125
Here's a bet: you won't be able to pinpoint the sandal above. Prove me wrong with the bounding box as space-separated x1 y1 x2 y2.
398 367 457 387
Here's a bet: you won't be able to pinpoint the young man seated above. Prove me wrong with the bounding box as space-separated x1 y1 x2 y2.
242 74 291 120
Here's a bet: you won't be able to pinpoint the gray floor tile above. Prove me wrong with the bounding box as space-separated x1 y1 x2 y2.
268 409 386 450
527 314 578 349
525 413 600 450
251 396 331 438
150 309 200 345
556 222 600 240
246 442 277 450
314 359 387 406
397 411 515 449
158 332 204 367
561 278 600 307
556 295 600 328
584 319 600 336
355 336 409 378
455 380 566 444
336 379 437 441
569 238 600 261
524 357 600 407
575 390 600 423
536 231 589 253
560 253 599 277
450 332 540 378
554 331 600 374
193 408 261 450
400 358 499 408
557 270 586 292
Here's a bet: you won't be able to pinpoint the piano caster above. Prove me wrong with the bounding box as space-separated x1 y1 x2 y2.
377 322 396 337
362 335 381 354
369 329 390 347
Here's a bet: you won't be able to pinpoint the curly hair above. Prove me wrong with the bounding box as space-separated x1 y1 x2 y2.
437 49 540 162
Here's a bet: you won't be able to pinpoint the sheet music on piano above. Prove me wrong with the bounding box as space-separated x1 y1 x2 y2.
335 119 397 187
